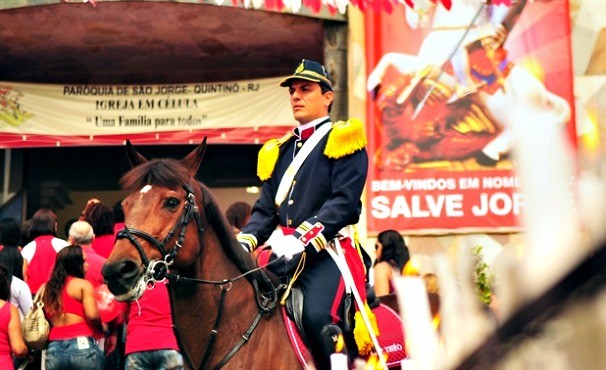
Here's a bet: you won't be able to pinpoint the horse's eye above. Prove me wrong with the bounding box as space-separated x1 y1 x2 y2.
165 197 180 209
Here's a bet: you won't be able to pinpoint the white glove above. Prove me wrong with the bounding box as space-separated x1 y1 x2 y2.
270 235 305 261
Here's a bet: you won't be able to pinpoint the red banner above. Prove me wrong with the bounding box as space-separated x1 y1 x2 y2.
364 0 575 234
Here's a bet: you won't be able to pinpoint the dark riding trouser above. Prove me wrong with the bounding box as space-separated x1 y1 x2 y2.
297 250 346 370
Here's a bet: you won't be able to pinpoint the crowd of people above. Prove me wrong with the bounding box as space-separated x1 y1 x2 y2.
0 198 183 370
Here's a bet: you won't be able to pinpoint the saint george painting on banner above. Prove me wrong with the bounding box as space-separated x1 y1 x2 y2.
365 0 576 233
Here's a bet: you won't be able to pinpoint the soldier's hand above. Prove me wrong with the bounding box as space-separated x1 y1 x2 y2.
270 235 305 261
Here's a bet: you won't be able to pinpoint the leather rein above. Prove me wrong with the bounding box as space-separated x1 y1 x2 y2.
116 183 279 370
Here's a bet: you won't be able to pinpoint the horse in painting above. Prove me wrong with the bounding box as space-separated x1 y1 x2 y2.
366 0 571 169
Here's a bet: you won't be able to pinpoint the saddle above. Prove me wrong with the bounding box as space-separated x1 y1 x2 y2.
283 286 407 369
258 248 407 368
284 285 308 345
284 283 377 346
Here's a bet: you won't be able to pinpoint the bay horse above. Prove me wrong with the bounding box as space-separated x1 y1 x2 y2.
101 139 302 370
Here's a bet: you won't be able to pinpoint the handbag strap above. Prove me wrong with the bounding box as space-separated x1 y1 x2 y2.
32 284 46 307
17 358 32 370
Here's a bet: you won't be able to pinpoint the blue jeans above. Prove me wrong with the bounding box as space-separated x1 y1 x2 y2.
125 349 184 370
46 336 105 370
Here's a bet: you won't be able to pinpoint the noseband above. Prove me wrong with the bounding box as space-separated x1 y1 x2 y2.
116 184 204 283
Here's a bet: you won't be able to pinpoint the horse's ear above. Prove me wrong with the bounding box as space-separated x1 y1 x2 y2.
125 140 148 168
181 137 207 176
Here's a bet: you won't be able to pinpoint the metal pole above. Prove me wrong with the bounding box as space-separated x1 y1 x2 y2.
2 149 10 204
412 2 487 119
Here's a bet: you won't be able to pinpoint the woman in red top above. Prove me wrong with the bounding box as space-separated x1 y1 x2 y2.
0 264 28 370
42 245 106 370
373 230 410 297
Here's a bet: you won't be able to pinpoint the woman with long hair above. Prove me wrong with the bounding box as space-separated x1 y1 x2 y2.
42 245 106 370
373 230 410 296
0 264 28 369
0 247 32 319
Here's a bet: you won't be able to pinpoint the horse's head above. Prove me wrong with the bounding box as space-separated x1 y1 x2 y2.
102 139 207 301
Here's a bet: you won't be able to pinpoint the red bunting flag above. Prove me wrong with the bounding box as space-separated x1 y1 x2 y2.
431 0 452 10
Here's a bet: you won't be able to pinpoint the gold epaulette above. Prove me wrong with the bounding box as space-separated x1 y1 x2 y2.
257 133 293 181
324 118 367 159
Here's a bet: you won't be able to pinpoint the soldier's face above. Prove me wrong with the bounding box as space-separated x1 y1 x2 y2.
288 80 333 124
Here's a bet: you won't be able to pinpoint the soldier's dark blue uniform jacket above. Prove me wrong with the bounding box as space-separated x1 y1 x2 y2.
238 118 368 254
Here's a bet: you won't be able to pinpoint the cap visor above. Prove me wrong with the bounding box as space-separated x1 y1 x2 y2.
279 75 322 87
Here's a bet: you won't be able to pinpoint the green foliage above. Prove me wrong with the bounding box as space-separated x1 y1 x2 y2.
472 245 494 306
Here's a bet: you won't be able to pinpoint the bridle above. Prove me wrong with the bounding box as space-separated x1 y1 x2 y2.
115 181 281 370
116 183 204 284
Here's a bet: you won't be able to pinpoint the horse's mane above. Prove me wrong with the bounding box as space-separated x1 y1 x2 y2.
120 159 263 284
197 182 260 275
120 158 191 192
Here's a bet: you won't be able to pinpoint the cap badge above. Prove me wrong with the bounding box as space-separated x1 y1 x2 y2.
295 61 305 74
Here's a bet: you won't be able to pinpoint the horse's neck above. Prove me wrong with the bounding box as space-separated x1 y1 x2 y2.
170 238 256 364
175 236 253 310
170 236 301 369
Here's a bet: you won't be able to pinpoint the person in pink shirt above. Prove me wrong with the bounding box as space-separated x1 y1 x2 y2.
68 221 106 288
68 220 126 368
0 264 29 369
81 200 115 259
124 280 183 370
20 208 69 295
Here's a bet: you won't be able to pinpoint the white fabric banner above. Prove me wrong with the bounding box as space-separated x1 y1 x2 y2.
0 77 294 147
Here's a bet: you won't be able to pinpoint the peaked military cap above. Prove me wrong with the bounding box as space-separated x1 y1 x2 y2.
279 59 333 91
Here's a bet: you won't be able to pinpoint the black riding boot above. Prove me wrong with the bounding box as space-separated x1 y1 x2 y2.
314 324 348 370
366 282 381 309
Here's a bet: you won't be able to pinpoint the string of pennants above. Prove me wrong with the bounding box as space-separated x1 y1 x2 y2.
78 0 514 14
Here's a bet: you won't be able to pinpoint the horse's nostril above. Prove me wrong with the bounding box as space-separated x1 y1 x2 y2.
102 258 143 297
102 259 140 281
118 260 139 276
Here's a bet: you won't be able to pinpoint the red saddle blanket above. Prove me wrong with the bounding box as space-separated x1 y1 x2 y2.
282 303 407 369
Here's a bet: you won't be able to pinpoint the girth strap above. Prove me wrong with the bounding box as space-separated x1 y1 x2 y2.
211 310 264 370
196 285 265 370
177 281 270 370
199 287 229 369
